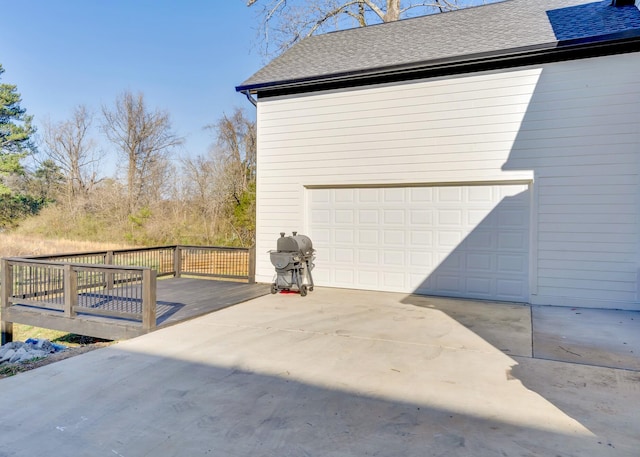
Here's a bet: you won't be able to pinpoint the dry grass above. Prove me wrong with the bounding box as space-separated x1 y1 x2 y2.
0 233 132 257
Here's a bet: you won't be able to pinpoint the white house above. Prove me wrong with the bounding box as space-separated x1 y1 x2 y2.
237 0 640 310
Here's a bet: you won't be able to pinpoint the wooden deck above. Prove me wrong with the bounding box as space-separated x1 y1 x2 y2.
1 245 264 342
154 278 270 326
3 278 270 341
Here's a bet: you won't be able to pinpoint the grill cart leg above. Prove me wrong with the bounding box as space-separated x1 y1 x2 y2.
294 267 303 295
304 259 315 291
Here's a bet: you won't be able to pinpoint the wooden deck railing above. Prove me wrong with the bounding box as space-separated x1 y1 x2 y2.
23 245 256 282
1 245 255 344
1 258 157 341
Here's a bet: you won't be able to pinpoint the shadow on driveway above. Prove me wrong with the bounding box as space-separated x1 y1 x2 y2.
1 288 638 456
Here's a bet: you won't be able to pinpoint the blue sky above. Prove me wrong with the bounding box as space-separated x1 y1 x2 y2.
0 0 261 174
0 1 500 177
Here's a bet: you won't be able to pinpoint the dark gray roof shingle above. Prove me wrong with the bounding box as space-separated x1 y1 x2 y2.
238 0 640 91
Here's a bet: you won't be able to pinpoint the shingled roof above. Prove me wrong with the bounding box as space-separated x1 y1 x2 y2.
237 0 640 94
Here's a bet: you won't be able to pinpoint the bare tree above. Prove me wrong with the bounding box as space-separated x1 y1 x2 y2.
42 105 102 207
102 91 183 213
247 0 481 56
181 154 224 242
207 108 257 202
199 107 257 245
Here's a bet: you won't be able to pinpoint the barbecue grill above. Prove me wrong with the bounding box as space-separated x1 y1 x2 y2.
269 231 315 296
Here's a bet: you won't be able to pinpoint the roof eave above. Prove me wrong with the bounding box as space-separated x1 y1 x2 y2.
236 29 640 97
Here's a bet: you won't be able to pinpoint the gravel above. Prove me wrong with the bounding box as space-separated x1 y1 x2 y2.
0 339 67 364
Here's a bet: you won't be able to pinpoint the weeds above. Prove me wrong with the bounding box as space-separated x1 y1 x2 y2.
0 364 23 377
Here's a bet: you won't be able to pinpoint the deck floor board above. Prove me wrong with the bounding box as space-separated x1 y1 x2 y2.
154 278 270 326
4 278 270 340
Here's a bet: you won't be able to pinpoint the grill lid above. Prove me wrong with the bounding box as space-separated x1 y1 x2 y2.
277 232 314 256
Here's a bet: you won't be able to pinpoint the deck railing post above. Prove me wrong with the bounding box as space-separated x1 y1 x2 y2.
173 246 182 278
249 245 256 284
63 264 78 318
105 250 114 290
1 259 14 344
142 268 157 332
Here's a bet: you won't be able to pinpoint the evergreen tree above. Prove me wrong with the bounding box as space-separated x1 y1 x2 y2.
0 63 36 194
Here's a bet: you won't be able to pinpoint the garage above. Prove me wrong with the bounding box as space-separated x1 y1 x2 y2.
307 184 530 302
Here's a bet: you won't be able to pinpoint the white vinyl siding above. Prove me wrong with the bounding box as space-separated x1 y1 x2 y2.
502 55 640 309
255 52 640 310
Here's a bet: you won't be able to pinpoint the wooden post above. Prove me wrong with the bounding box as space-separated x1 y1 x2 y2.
142 268 157 332
173 246 182 278
63 264 78 318
248 246 256 284
105 250 114 290
1 259 14 344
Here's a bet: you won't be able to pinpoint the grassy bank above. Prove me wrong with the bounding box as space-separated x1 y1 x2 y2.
0 232 132 257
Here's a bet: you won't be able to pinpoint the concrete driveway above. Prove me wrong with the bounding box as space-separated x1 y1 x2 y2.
0 288 638 456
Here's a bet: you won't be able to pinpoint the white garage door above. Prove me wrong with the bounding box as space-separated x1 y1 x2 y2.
307 184 530 302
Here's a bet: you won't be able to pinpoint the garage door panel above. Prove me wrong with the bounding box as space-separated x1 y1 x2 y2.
335 229 354 243
335 189 355 203
334 248 355 263
409 251 432 268
383 230 405 245
497 254 526 272
312 268 331 283
437 187 463 202
383 250 404 266
359 250 379 265
333 269 355 286
438 231 464 248
498 231 527 250
467 277 493 295
467 253 493 271
308 184 529 301
383 209 405 224
436 250 462 268
410 210 433 225
359 210 378 224
335 210 354 224
411 187 433 202
312 228 330 244
311 209 331 224
435 274 463 293
410 231 433 247
498 208 527 227
358 188 379 202
468 209 492 225
437 209 462 226
384 188 405 202
465 230 494 249
358 270 379 286
314 251 331 267
497 279 526 299
311 189 330 203
383 271 405 289
468 186 494 202
358 230 378 245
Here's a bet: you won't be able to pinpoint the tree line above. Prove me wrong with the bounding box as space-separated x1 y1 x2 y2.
0 64 256 247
